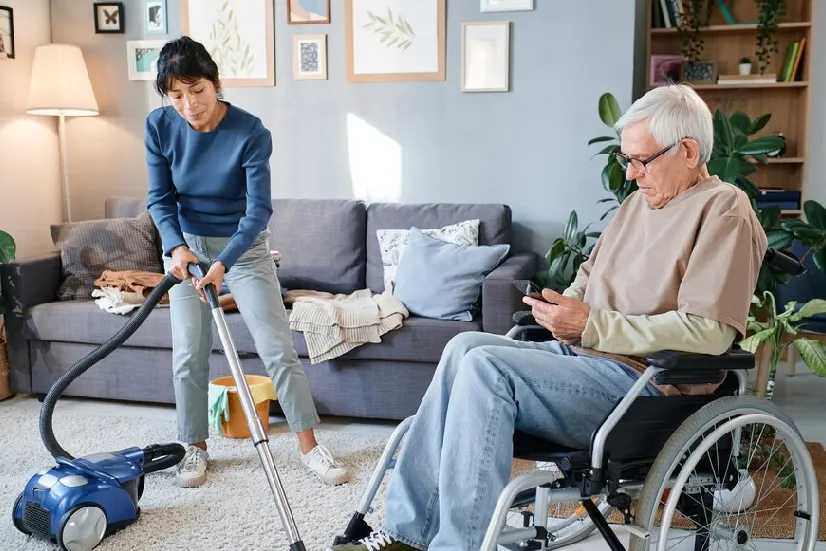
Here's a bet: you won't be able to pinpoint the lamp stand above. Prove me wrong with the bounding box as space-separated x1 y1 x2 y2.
57 114 73 223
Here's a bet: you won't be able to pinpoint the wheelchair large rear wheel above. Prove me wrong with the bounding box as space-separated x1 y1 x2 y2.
628 396 819 551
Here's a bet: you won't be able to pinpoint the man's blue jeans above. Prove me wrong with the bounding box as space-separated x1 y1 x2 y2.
381 331 660 550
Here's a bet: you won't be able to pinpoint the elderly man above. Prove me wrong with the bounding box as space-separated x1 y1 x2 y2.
327 83 767 551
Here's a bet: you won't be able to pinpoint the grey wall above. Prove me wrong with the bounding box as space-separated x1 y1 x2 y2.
49 0 637 256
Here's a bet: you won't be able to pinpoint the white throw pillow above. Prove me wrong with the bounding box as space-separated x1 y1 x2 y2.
377 219 480 292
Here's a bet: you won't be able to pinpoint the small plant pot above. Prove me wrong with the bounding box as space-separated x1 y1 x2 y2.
739 62 752 75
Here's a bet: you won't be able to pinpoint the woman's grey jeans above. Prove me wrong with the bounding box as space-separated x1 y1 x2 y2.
162 230 320 444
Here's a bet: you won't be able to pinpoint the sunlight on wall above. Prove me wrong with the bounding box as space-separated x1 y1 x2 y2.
346 113 402 203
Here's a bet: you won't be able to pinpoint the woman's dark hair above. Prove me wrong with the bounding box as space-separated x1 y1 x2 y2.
154 36 221 97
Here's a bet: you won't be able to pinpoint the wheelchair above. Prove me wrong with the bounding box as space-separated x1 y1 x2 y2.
331 248 821 550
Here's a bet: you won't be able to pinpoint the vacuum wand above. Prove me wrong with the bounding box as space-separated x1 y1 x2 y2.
187 263 307 551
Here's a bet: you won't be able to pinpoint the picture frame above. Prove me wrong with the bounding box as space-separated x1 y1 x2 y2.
292 34 327 80
288 0 330 24
181 0 275 87
682 60 717 84
461 21 510 92
0 5 14 60
345 0 446 83
480 0 533 12
126 39 166 80
649 54 683 86
144 0 168 35
94 2 125 34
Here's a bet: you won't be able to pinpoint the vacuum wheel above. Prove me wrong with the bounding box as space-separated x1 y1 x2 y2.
12 493 31 536
58 504 108 551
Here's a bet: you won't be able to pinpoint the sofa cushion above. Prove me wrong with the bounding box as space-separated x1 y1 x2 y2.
268 199 367 294
24 300 478 364
290 315 480 363
51 211 163 301
393 228 510 321
106 197 164 261
366 202 511 293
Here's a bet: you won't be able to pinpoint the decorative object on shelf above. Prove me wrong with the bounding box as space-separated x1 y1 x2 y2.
0 5 13 60
26 44 99 223
755 0 787 74
649 54 683 85
93 2 124 34
766 131 786 157
143 0 167 35
181 0 275 87
125 39 165 80
677 0 713 61
292 34 327 80
461 21 510 93
480 0 533 12
288 0 330 24
739 56 752 75
345 0 445 83
681 60 717 83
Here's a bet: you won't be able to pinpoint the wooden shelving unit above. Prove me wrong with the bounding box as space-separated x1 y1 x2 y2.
645 0 814 214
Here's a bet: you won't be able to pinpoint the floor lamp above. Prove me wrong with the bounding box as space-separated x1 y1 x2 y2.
25 44 99 223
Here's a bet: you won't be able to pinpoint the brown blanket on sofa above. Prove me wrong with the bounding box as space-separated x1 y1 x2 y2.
94 270 237 311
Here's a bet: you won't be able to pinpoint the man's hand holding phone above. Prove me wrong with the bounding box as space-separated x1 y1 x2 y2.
513 279 591 344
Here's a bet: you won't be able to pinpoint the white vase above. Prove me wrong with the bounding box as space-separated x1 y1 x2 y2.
739 63 752 76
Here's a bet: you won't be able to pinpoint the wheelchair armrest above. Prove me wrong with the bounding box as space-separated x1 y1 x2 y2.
648 349 755 386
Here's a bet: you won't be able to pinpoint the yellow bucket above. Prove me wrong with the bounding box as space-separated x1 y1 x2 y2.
209 375 277 439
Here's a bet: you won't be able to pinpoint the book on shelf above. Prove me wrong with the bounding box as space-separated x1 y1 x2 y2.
717 73 778 85
756 189 801 211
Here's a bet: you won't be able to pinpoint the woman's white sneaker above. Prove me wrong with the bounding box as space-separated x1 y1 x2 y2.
175 445 209 488
301 444 350 486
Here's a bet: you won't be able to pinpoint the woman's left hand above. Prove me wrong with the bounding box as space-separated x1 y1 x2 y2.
193 261 226 302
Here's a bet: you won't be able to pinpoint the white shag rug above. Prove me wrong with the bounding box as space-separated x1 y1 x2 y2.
0 405 391 551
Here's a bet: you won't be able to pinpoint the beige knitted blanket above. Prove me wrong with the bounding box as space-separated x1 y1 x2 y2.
284 289 409 364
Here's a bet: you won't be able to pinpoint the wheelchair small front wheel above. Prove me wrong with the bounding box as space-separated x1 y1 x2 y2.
628 396 819 551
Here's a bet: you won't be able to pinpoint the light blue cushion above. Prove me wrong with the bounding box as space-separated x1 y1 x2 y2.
393 227 510 321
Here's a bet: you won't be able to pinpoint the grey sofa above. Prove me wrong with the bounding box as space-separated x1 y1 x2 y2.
1 197 538 420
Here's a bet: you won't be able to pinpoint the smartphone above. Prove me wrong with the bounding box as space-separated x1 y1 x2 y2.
513 279 545 301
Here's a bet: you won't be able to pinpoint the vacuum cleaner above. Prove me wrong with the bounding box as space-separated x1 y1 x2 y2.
12 263 307 551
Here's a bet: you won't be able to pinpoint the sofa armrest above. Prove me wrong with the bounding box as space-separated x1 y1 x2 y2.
1 251 62 394
482 252 539 335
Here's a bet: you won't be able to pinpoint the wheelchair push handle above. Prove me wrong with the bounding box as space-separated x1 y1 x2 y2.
764 247 804 276
187 262 221 309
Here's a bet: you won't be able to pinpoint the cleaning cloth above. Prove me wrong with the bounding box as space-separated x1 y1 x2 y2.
208 384 231 435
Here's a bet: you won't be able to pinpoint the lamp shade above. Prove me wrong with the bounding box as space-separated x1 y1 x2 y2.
26 44 99 116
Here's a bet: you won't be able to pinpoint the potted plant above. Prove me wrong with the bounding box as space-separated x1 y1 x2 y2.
755 0 787 74
738 291 826 399
739 56 752 75
0 229 15 401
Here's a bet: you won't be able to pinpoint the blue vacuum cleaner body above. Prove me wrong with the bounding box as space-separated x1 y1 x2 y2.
13 448 149 549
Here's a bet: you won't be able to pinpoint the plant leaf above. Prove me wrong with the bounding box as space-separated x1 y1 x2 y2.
758 206 782 230
737 136 786 155
588 136 615 145
563 211 578 243
707 156 740 184
803 200 826 231
767 229 794 250
793 338 826 377
747 113 771 134
0 230 15 264
598 93 622 128
795 298 826 320
729 111 751 134
814 247 826 273
545 237 565 262
738 327 775 353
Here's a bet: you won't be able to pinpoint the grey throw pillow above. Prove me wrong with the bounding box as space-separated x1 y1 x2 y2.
51 211 163 301
393 227 510 321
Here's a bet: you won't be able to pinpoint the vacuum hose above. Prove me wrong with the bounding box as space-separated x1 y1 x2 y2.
39 270 187 473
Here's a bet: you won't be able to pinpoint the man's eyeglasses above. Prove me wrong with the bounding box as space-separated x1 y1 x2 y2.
613 141 680 172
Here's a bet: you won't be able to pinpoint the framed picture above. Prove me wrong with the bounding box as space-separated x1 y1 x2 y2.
288 0 330 24
94 2 124 34
0 6 14 60
345 0 446 83
461 21 510 92
649 54 683 85
126 39 165 80
480 0 533 12
293 34 327 80
682 60 717 84
181 0 275 87
144 0 167 34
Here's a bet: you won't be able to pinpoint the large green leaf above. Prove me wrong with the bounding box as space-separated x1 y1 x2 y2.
563 211 578 243
738 327 776 353
598 93 622 128
793 298 826 320
0 230 15 264
588 136 615 145
793 338 826 377
708 156 741 184
592 144 620 158
545 237 565 262
747 113 772 135
803 200 826 231
767 229 794 250
713 109 735 153
729 111 751 133
758 206 781 229
737 136 786 156
601 161 624 193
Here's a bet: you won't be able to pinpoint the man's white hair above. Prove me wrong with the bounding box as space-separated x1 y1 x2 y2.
614 83 714 164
